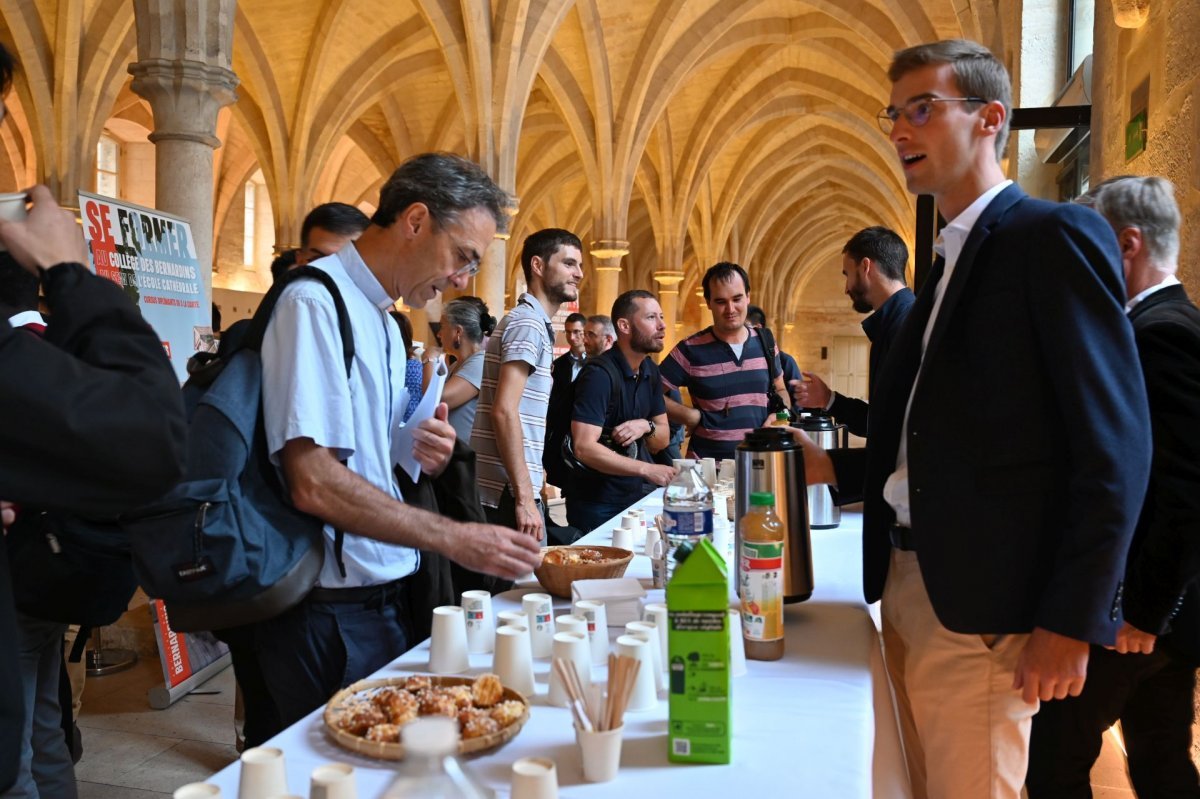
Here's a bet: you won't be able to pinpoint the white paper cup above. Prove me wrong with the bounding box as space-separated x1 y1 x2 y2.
522 593 555 659
643 603 669 671
175 785 222 799
461 590 495 654
625 621 664 691
309 763 356 799
548 631 592 707
556 614 587 636
700 457 718 487
494 624 536 697
238 747 287 799
728 608 748 677
611 525 633 551
264 796 302 799
719 459 736 482
573 600 609 665
497 610 528 628
428 606 470 674
511 756 558 799
615 635 657 712
576 724 624 783
0 193 27 252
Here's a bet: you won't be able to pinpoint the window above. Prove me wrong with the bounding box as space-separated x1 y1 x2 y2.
243 181 256 266
1068 0 1095 75
96 134 119 198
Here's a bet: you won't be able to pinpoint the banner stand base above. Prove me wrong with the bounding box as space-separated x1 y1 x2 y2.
147 652 232 709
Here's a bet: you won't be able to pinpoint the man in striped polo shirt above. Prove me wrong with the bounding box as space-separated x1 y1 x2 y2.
472 228 584 542
661 262 790 460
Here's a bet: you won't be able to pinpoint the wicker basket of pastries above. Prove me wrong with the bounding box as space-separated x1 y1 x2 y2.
323 673 529 759
533 545 634 598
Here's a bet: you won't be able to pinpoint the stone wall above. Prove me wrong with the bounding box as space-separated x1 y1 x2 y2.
1091 0 1200 291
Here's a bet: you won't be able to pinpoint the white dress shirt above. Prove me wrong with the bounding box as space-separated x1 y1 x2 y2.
1126 274 1181 313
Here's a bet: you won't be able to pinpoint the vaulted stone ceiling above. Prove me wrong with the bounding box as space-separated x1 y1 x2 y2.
0 0 1012 327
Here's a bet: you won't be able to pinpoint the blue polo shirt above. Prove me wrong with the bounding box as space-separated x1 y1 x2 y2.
568 347 667 506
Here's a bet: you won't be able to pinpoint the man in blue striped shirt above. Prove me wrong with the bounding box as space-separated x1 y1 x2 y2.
661 263 790 460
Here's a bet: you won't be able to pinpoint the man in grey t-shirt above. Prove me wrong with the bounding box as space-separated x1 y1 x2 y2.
471 229 584 541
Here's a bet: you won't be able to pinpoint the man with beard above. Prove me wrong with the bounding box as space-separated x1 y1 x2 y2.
661 262 791 460
792 226 914 437
583 314 615 357
543 312 587 496
566 290 676 532
473 228 584 542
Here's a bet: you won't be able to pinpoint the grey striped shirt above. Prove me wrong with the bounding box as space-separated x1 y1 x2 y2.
471 293 555 507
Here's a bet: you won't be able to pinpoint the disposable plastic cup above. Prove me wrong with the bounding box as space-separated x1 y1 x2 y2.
575 724 624 783
461 590 495 654
614 635 657 712
174 785 222 799
309 763 356 799
700 457 718 487
0 192 26 251
573 600 609 665
494 624 537 697
237 746 287 799
625 621 664 691
522 593 555 658
728 609 748 677
718 459 736 483
643 603 669 671
547 631 592 707
555 614 587 637
511 757 558 799
428 606 470 674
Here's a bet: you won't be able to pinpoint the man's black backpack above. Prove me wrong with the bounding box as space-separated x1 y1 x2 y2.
121 266 354 633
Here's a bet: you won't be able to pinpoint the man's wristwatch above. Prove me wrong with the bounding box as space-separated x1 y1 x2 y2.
644 419 656 439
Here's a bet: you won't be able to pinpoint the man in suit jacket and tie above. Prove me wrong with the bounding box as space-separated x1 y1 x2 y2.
1027 176 1200 798
801 40 1152 798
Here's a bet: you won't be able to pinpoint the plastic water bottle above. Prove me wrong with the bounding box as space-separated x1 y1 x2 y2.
382 717 495 798
663 459 714 566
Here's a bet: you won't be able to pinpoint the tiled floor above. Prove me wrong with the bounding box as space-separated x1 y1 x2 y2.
71 649 1140 797
76 657 239 798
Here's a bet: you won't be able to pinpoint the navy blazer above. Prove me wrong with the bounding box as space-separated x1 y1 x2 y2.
831 184 1151 644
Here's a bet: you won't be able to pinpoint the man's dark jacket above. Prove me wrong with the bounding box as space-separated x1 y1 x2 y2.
544 350 583 489
0 263 186 790
1123 283 1200 664
829 185 1151 644
828 287 915 437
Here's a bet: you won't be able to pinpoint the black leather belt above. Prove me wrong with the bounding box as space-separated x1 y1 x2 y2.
308 577 410 608
889 524 916 552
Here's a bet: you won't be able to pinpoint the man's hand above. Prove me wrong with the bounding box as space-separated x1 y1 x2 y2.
1 501 14 530
1013 627 1089 704
611 418 650 447
445 521 542 580
515 496 545 542
0 186 88 273
641 463 678 487
412 402 456 477
789 427 837 485
1107 621 1157 655
791 372 832 410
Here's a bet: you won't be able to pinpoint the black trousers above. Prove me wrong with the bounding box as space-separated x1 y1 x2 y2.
1027 643 1200 798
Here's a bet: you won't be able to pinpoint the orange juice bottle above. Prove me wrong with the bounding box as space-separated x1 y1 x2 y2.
739 491 785 660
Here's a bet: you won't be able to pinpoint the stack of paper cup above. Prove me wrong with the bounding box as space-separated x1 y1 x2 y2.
461 590 495 654
611 517 634 551
614 635 657 711
237 747 287 798
309 763 356 799
174 785 222 799
624 621 664 691
548 631 592 707
494 624 537 697
643 603 669 672
428 606 469 674
573 600 609 665
522 593 555 658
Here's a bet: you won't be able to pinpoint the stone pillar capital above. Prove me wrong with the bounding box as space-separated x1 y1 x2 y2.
589 239 630 268
653 270 685 290
129 59 238 147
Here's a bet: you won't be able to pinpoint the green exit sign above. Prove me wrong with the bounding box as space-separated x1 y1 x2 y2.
1125 111 1147 160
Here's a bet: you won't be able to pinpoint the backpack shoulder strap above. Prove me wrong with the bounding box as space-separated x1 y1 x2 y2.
240 266 356 378
756 325 780 384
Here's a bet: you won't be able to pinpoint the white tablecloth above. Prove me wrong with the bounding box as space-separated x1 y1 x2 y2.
201 493 910 798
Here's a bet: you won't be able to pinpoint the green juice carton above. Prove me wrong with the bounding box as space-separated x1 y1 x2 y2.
666 537 731 764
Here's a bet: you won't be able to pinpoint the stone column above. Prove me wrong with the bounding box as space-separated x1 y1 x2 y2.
653 270 685 355
478 237 508 312
590 239 629 317
695 288 713 329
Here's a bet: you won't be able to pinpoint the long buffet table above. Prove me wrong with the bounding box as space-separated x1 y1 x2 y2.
201 492 911 798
